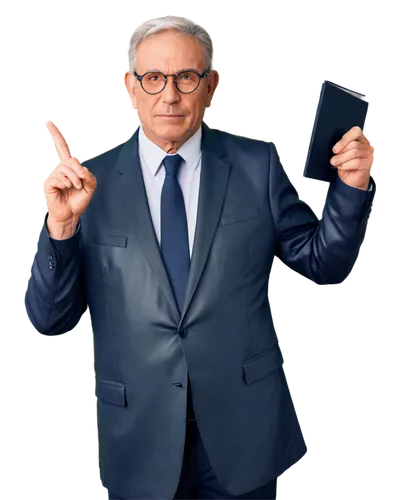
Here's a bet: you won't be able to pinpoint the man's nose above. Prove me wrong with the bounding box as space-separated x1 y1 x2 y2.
162 76 180 102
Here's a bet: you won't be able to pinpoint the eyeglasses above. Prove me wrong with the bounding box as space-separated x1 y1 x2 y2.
133 68 210 95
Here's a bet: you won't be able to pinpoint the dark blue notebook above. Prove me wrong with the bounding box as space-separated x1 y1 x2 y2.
303 80 369 182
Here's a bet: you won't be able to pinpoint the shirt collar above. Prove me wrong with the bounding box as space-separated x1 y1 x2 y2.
138 122 202 177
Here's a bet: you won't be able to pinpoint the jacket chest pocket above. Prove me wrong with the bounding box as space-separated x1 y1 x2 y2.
83 234 128 295
91 234 127 247
85 234 129 267
219 206 260 226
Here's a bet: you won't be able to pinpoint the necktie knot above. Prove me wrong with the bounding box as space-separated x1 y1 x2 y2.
163 154 183 177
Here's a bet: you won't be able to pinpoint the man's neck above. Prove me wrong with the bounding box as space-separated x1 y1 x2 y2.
141 125 198 154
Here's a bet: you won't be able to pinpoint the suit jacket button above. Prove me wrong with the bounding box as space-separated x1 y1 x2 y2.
178 329 188 338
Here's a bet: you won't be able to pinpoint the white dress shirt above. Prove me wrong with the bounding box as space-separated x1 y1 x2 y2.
138 123 202 259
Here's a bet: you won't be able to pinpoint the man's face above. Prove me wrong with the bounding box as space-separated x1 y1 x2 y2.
125 29 219 153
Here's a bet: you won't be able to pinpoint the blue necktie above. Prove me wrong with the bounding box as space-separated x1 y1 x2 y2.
161 154 196 421
160 154 190 315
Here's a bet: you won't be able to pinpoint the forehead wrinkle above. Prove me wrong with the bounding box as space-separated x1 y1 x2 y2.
136 34 204 75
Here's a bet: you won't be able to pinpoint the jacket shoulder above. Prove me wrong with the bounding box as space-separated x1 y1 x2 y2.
80 139 127 174
211 127 271 157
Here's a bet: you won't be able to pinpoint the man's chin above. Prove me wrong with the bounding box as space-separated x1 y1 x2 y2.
154 123 188 140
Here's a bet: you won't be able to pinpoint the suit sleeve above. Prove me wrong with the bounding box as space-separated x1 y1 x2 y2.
268 141 376 284
24 212 87 334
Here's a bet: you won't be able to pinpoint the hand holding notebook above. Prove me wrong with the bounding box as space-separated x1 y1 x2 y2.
329 125 374 190
303 80 374 190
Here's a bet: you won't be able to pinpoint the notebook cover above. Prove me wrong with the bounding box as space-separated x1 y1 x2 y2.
303 80 369 182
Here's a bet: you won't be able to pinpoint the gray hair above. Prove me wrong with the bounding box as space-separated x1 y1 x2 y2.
127 15 213 74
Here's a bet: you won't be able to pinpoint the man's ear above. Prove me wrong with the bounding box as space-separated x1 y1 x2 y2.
205 70 219 108
124 71 137 109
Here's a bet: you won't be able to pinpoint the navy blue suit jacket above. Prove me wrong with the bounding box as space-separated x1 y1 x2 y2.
25 121 375 498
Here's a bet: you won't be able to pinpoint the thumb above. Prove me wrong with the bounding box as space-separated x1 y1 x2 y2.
83 167 97 192
82 167 96 190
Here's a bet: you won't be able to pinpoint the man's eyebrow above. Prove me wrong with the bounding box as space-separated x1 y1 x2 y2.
142 67 201 73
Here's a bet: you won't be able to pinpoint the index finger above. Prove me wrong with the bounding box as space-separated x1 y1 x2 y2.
46 121 72 161
333 125 368 153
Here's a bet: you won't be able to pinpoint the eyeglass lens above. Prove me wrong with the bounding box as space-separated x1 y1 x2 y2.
141 72 200 93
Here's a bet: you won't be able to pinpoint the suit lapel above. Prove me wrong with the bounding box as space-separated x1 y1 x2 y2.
178 123 231 329
112 125 179 323
112 121 232 327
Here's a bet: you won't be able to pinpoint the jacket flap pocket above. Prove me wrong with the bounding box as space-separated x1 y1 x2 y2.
242 343 284 385
92 234 127 247
220 207 260 226
95 378 127 406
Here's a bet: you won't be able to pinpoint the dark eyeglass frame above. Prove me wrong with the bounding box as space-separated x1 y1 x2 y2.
133 68 210 95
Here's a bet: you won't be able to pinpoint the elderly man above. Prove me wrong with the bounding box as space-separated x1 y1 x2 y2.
25 15 375 500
